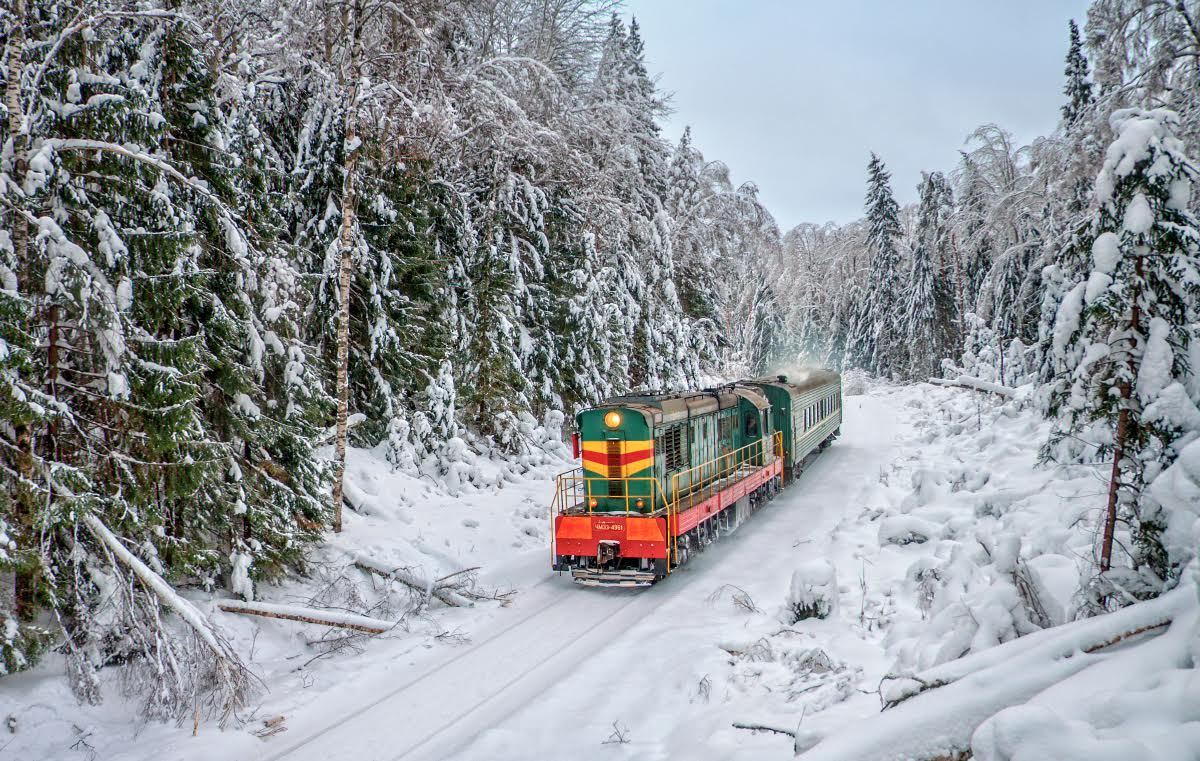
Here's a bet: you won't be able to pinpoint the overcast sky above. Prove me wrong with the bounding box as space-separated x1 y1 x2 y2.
624 0 1092 229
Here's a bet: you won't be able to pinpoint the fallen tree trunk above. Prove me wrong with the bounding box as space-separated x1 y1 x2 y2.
217 600 395 634
881 584 1189 708
928 375 1016 398
354 555 474 608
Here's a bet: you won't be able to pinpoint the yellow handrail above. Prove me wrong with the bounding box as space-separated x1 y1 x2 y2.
668 432 782 510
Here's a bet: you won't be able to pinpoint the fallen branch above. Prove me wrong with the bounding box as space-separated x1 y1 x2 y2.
435 566 481 585
83 515 255 722
354 555 474 607
928 375 1016 398
217 600 396 634
86 515 243 662
733 722 797 738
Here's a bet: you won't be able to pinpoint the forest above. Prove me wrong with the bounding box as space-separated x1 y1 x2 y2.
2 0 1200 735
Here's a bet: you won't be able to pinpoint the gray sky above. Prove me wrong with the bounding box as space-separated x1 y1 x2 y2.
624 0 1092 229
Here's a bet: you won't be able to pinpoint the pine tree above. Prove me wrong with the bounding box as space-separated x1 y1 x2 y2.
847 153 904 375
1062 20 1094 126
1047 108 1200 588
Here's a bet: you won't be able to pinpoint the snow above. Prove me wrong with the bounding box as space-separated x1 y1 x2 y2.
233 392 262 418
1149 438 1200 572
1123 192 1155 234
1137 317 1175 402
878 514 939 545
1095 108 1179 203
1091 231 1120 274
229 552 254 602
8 383 1200 761
1052 282 1086 355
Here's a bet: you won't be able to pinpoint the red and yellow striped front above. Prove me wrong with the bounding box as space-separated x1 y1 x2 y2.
581 439 654 479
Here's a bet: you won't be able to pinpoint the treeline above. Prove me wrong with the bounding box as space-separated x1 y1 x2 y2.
0 0 780 696
766 5 1200 608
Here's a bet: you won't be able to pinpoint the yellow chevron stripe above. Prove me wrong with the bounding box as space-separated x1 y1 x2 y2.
582 458 654 479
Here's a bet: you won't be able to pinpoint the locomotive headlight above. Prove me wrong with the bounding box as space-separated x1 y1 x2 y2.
604 410 622 428
589 498 599 508
635 498 645 509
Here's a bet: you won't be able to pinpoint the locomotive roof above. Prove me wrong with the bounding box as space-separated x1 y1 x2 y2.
591 385 770 424
745 369 841 398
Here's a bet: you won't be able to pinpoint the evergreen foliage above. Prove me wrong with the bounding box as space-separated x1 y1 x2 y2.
847 154 904 376
1062 20 1094 125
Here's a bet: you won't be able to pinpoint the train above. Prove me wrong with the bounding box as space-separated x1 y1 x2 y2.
551 370 843 587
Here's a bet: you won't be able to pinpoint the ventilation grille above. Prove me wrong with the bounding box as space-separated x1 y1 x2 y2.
607 440 624 497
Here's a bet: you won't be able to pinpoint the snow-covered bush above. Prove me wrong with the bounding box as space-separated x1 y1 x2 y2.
786 559 839 622
878 515 939 546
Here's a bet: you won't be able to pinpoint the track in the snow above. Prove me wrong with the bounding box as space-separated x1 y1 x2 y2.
260 578 659 761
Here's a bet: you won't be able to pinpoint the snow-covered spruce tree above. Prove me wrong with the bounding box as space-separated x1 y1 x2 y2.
1046 108 1200 590
953 156 995 317
903 172 959 380
748 274 785 375
0 222 54 676
1062 19 1094 126
847 153 905 375
667 127 723 343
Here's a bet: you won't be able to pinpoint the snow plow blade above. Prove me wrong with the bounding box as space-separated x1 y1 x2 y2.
570 568 657 588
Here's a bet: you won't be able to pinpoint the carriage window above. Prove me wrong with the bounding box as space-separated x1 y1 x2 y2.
744 413 759 438
719 415 734 443
663 426 686 471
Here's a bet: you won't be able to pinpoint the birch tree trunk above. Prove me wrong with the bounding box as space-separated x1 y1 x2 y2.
5 0 35 622
329 0 364 534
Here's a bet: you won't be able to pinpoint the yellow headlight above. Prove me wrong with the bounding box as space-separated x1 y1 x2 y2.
604 410 622 428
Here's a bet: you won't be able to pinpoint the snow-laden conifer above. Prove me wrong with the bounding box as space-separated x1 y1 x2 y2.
847 153 904 375
1047 107 1200 589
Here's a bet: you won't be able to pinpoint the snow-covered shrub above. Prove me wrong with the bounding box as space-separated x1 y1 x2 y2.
786 559 839 622
878 515 939 546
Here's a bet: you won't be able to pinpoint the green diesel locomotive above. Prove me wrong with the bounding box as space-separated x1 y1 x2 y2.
552 371 842 586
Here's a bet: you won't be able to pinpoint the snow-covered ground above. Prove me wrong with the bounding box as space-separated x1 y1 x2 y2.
4 381 1197 761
